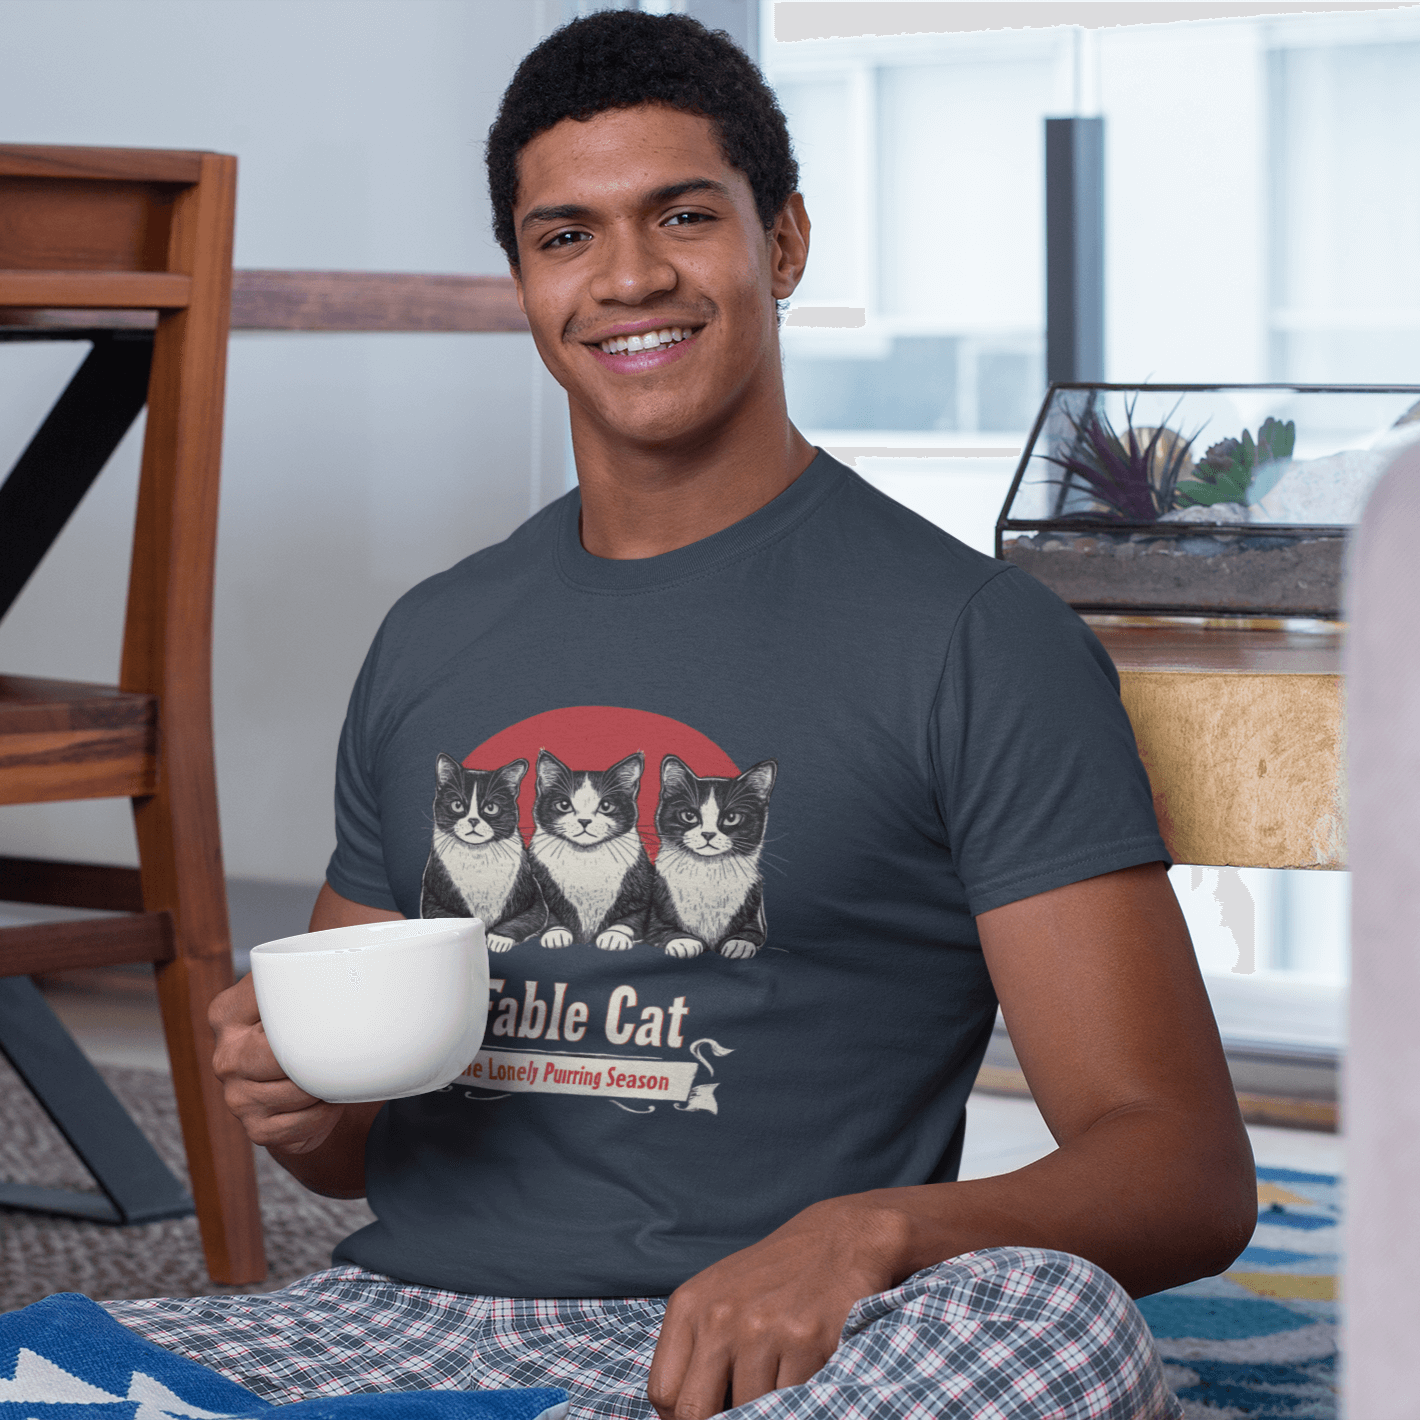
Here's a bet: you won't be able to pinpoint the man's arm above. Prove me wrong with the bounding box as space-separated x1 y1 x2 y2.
208 883 403 1199
647 862 1256 1418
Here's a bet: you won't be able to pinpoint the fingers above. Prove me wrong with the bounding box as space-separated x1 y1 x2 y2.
727 1347 780 1412
256 1100 346 1155
211 999 287 1088
646 1302 693 1419
773 1347 826 1396
210 974 282 1083
208 970 341 1151
664 1346 733 1420
230 1073 323 1119
225 1072 345 1153
646 1197 891 1416
648 1300 734 1420
649 1279 845 1417
650 1338 820 1418
649 1296 827 1418
208 970 259 1030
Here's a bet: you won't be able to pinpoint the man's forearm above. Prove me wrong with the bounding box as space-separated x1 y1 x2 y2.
830 1100 1254 1298
267 1100 385 1199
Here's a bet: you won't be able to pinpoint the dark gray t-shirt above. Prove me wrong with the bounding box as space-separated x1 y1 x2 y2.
327 451 1166 1298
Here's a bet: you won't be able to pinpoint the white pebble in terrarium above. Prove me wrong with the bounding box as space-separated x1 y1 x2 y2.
1159 503 1250 524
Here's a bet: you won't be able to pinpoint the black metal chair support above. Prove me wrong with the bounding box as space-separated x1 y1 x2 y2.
0 331 154 622
0 975 193 1223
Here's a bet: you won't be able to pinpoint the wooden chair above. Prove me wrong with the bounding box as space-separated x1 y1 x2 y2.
0 145 265 1284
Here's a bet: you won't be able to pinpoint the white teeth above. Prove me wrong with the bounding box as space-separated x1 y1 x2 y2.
599 327 693 355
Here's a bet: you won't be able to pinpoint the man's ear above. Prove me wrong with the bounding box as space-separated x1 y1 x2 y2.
510 262 526 315
768 192 811 303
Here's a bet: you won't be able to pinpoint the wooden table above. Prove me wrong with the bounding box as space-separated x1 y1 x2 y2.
1091 621 1345 870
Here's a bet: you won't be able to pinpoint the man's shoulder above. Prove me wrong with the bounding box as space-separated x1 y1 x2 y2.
811 457 1017 611
352 491 572 704
808 460 1107 682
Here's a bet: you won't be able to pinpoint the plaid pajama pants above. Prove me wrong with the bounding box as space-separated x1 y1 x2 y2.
104 1247 1181 1419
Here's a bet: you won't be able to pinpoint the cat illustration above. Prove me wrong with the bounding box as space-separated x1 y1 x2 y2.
646 755 777 959
528 749 654 951
420 753 547 952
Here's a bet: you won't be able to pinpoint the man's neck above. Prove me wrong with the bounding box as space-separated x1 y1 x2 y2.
571 402 817 561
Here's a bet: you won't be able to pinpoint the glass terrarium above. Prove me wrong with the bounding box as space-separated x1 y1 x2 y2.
996 384 1420 618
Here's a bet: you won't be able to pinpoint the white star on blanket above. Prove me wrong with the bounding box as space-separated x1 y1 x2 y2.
0 1295 567 1420
0 1348 238 1420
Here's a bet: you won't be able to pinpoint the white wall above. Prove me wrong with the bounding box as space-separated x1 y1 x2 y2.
0 0 568 886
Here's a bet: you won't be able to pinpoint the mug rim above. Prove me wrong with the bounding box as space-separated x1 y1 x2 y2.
251 917 484 959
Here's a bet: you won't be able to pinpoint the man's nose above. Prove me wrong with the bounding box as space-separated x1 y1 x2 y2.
588 224 677 305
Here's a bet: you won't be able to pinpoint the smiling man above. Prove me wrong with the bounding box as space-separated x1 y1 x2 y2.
104 12 1253 1420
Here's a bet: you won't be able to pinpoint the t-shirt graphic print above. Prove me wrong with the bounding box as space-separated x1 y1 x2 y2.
419 706 774 1116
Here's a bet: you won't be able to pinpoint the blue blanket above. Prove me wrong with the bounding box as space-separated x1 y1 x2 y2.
0 1295 567 1420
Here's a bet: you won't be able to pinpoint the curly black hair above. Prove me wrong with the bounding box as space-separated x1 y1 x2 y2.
486 10 799 267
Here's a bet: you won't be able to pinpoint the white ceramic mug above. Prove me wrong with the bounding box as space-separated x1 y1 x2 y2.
249 918 489 1104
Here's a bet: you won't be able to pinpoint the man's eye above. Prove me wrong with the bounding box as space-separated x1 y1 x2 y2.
665 210 711 227
544 229 589 249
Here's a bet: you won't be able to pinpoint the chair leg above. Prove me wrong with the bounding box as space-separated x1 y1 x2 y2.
121 177 263 1282
131 762 266 1283
152 950 267 1284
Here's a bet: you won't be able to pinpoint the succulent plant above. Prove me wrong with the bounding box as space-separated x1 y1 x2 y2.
1175 417 1295 508
1044 394 1197 522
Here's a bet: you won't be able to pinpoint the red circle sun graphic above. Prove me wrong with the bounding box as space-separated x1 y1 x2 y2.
463 706 740 860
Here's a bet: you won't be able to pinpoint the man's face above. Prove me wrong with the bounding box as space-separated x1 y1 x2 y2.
511 104 808 452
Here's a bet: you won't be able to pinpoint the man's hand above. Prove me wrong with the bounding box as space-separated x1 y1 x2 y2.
209 973 347 1157
646 1195 903 1419
648 864 1256 1417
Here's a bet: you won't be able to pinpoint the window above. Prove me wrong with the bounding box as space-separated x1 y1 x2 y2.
1269 37 1420 384
765 2 1420 1036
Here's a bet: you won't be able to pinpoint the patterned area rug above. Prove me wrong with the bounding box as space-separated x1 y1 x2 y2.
0 1058 375 1312
3 1063 1340 1415
1137 1167 1339 1419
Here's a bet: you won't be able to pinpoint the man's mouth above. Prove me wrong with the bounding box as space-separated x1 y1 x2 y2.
596 325 697 355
